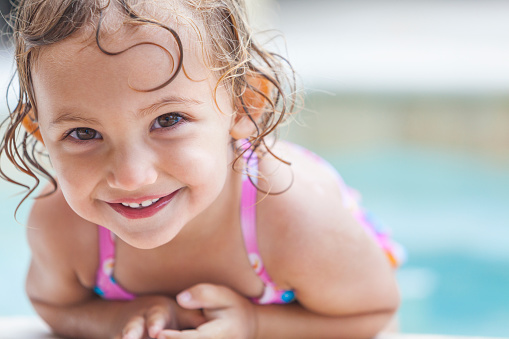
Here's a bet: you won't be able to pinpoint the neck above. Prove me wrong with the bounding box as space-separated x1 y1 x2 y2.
172 149 244 245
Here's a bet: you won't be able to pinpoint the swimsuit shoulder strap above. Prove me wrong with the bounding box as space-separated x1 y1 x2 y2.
240 145 268 280
239 142 295 304
94 226 136 300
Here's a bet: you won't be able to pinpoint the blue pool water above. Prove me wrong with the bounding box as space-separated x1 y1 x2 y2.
0 181 33 315
1 144 509 337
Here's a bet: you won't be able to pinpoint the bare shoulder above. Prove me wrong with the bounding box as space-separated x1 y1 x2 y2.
257 141 398 315
27 183 97 263
26 183 98 303
256 141 363 270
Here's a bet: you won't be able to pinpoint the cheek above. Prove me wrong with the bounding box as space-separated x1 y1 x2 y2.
172 145 228 183
46 149 100 208
164 114 232 187
50 152 88 187
166 136 230 190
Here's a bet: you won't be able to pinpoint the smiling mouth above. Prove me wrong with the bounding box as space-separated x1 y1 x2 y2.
120 198 161 209
108 189 181 219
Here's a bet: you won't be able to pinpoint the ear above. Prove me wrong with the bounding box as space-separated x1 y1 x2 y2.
21 106 44 145
230 75 273 140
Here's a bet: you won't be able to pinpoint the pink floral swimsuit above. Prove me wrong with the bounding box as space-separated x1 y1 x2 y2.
94 142 404 304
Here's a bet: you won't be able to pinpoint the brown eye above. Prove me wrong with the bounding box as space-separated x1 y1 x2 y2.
71 128 99 140
155 113 182 128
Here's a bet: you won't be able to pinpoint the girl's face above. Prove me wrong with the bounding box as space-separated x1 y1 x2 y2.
32 23 237 249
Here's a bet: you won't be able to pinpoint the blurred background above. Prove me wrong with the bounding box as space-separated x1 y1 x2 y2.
1 0 509 337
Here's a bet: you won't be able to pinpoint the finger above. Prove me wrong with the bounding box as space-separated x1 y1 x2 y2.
146 305 171 338
122 315 146 339
194 319 226 339
158 318 227 339
178 308 207 329
157 329 200 339
177 283 236 310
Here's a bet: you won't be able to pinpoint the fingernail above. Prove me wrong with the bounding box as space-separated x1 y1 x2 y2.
149 325 160 338
178 291 192 303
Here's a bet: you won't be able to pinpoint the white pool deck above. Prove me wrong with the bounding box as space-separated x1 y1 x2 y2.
0 316 506 339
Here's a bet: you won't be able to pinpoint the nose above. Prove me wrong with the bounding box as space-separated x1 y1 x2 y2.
106 143 158 191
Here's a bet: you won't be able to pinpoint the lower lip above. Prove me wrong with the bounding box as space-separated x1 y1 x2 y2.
108 189 181 219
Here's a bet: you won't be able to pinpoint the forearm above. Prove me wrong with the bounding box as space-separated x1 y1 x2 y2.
255 302 396 339
31 295 159 339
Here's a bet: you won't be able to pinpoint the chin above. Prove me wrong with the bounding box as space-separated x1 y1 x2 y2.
120 224 182 250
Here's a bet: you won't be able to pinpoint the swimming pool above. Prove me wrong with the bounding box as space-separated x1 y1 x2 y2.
0 179 33 316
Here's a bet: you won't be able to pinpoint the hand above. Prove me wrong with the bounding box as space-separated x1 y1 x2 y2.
156 284 258 339
114 295 206 339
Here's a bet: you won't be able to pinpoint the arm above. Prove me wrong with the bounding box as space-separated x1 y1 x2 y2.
157 282 395 339
255 302 395 339
25 188 202 339
255 152 401 335
29 290 187 339
254 208 398 339
253 195 400 339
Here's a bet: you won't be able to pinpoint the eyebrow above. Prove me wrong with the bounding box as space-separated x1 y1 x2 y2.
49 95 204 128
137 95 204 118
49 114 101 128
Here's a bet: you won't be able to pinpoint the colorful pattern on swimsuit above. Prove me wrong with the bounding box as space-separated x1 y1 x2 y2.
94 226 136 300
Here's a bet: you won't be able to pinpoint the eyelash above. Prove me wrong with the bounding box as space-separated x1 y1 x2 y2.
62 112 187 143
63 128 102 144
150 112 186 131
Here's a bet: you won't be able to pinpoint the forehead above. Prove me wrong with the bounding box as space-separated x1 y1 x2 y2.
33 6 209 92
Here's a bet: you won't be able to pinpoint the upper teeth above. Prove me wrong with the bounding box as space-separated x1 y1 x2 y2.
121 198 160 208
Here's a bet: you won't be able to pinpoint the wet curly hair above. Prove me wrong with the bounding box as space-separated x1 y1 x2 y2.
0 0 297 213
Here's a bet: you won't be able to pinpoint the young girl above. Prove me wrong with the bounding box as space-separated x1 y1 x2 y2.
1 0 404 338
